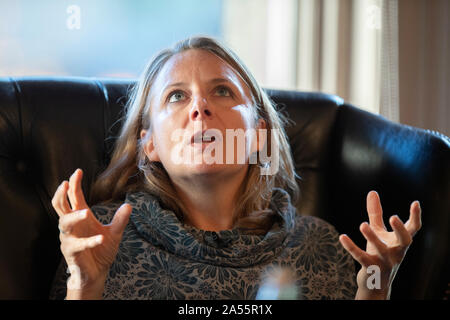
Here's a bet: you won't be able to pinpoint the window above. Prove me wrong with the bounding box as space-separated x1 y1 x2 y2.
0 0 223 78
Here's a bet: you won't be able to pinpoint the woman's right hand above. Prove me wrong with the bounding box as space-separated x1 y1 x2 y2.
51 168 132 299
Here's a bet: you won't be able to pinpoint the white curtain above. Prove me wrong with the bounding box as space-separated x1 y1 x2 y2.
223 0 400 119
380 0 399 122
397 0 450 137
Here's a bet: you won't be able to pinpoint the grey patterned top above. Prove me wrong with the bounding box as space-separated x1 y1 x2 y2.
49 188 357 300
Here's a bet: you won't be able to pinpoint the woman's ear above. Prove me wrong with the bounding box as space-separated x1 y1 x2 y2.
140 129 160 162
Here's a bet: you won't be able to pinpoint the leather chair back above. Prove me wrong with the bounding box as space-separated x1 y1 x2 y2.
0 77 448 299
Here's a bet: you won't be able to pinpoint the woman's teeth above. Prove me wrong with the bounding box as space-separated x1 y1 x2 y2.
194 135 214 143
202 136 214 142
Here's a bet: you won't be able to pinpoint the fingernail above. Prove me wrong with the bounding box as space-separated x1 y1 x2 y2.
121 203 131 211
95 235 103 244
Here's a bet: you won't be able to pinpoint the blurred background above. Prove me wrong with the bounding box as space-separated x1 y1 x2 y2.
0 0 448 136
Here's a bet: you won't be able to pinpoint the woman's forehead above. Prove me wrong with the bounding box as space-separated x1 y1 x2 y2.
154 49 250 94
163 49 236 79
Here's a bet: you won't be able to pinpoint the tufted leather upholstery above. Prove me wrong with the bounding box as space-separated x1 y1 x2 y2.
0 76 448 299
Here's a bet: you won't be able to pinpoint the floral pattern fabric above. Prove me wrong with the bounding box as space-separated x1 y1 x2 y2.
49 188 357 300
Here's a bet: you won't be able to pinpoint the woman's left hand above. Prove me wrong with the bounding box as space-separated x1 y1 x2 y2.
339 190 422 299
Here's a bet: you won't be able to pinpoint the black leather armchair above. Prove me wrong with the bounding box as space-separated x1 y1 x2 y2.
0 76 448 299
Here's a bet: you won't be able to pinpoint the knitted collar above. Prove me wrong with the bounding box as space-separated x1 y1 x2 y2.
126 188 296 268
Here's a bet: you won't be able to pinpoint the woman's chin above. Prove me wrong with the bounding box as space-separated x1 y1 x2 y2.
181 162 245 176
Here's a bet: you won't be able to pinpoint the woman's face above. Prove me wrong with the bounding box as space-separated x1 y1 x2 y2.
141 49 265 180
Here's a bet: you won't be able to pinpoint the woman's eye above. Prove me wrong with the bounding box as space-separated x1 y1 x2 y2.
215 86 231 97
168 91 186 103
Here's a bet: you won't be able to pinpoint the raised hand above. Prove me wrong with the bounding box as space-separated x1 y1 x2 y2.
51 168 132 299
338 190 422 299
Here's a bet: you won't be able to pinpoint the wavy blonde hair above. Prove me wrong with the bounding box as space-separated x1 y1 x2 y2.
90 36 299 234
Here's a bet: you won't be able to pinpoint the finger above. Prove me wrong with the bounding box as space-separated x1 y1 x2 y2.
366 191 386 230
52 181 71 216
339 234 372 267
68 169 89 211
405 201 422 236
360 222 388 256
58 209 89 235
110 203 132 235
61 234 104 255
390 215 412 247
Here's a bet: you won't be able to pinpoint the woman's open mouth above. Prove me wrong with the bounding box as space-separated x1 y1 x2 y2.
190 130 218 151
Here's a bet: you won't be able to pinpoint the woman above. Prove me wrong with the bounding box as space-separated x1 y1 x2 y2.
49 36 422 300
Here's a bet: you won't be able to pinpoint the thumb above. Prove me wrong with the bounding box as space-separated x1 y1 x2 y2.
110 203 132 236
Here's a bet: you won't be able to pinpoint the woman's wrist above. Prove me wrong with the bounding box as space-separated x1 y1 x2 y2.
65 273 107 300
355 286 391 300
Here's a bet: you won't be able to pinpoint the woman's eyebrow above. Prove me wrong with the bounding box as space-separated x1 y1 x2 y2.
208 78 234 85
162 78 236 93
162 81 185 93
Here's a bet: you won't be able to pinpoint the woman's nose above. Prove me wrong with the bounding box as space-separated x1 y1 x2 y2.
190 97 212 120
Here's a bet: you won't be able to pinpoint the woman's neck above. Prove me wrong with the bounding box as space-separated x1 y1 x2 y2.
172 167 248 231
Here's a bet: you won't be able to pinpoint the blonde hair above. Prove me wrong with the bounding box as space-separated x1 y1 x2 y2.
90 36 299 234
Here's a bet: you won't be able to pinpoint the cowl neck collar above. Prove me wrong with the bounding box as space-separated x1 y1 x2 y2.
126 188 296 268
